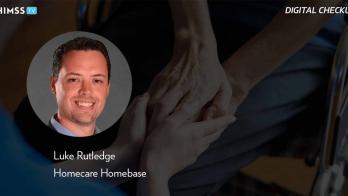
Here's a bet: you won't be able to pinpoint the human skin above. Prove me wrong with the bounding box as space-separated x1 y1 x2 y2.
137 107 235 196
149 0 343 127
223 0 343 114
54 92 234 191
50 50 110 137
55 93 149 185
147 0 232 132
144 2 343 194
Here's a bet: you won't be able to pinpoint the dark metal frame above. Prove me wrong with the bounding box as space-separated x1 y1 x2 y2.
75 2 348 195
310 24 348 196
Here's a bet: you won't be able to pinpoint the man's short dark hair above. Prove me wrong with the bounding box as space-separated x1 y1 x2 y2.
52 37 111 81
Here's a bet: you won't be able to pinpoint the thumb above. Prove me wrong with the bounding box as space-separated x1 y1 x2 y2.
120 92 149 133
203 83 232 120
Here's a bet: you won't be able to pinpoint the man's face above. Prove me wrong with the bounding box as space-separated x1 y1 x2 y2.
50 50 110 127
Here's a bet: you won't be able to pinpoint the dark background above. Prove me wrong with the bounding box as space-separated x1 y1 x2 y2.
0 0 344 195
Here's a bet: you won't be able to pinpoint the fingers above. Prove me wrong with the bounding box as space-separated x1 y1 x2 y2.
134 92 150 119
188 115 235 137
164 106 194 126
174 93 204 119
148 53 190 115
191 114 235 157
194 127 227 159
175 76 221 120
148 85 185 130
195 122 231 157
117 92 149 146
202 104 217 120
202 124 227 144
122 92 149 124
203 79 232 120
218 78 233 114
148 58 190 128
197 128 225 154
148 76 169 112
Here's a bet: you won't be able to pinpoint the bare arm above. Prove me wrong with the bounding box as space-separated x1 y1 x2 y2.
148 0 232 129
169 0 216 50
225 0 343 109
137 110 235 196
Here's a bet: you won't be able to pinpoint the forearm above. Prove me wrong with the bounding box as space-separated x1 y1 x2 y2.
137 156 170 196
148 0 222 115
137 172 170 196
169 0 216 51
224 0 342 91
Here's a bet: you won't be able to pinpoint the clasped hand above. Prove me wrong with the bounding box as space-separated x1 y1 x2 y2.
148 37 232 131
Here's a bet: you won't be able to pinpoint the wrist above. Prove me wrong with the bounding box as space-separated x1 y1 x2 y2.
137 159 170 196
170 0 216 48
140 149 171 182
223 60 257 92
174 27 217 52
222 64 253 105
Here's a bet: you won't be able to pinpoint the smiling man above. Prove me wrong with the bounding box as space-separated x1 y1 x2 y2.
49 37 111 137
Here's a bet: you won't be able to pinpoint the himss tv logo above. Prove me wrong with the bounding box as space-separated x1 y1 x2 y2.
0 6 38 15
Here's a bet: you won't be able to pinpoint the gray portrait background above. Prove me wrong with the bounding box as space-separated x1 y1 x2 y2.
27 31 132 131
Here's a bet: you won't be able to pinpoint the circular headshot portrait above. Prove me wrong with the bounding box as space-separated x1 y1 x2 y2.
27 31 132 137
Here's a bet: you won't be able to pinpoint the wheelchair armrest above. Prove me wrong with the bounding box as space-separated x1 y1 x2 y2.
310 25 348 196
320 25 348 172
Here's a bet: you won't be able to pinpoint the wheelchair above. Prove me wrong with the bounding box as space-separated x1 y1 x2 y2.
309 19 348 196
76 1 348 195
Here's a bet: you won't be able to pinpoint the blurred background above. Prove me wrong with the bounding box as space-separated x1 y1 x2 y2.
0 0 341 195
